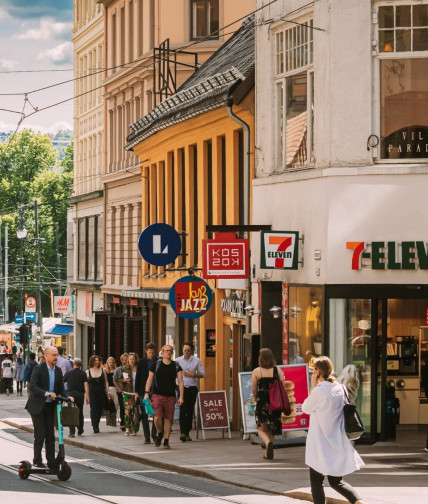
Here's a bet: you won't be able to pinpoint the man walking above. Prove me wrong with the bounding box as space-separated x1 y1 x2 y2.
1 354 13 396
25 352 38 394
25 346 73 468
63 358 89 437
144 344 184 449
113 353 129 431
135 343 157 444
56 346 72 376
176 342 205 442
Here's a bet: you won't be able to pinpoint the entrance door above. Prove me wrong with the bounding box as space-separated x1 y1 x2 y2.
329 298 376 442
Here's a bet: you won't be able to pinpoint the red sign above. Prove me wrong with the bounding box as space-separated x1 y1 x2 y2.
202 233 249 279
130 299 138 306
112 296 120 304
198 391 229 430
426 308 428 326
278 364 310 431
282 282 288 364
169 276 213 319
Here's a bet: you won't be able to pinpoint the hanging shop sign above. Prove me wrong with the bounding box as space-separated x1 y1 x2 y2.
202 233 249 279
54 296 73 314
169 275 212 319
261 231 299 270
346 241 428 270
138 223 181 267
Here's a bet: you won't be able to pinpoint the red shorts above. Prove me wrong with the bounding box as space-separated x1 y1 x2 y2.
151 394 176 421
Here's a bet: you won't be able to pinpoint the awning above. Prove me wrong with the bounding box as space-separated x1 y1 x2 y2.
46 324 74 335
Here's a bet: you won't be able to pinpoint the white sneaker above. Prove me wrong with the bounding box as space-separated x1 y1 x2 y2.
6 389 9 396
424 447 428 452
125 430 130 436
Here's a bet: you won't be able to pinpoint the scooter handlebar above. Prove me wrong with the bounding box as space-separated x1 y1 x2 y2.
56 395 71 403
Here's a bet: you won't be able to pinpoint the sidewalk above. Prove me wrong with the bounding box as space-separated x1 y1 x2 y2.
2 395 428 504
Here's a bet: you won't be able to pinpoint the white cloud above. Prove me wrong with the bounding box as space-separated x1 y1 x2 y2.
0 58 18 71
0 120 73 136
16 17 71 41
37 41 72 65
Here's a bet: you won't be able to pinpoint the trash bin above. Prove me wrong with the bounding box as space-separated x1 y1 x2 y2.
386 380 399 438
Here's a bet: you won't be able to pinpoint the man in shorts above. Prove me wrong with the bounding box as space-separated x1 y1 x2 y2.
144 344 184 449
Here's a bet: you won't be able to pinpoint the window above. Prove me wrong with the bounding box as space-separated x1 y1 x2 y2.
275 20 314 170
77 216 102 281
191 0 219 40
378 4 428 159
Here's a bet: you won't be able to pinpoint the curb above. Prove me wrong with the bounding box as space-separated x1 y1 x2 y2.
3 419 343 503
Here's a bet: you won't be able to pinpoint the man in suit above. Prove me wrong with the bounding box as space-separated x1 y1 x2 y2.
25 346 73 468
135 343 157 444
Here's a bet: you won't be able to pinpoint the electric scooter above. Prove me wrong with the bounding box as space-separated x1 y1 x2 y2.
19 395 72 481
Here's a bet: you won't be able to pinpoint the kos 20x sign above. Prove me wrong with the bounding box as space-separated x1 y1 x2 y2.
346 241 428 270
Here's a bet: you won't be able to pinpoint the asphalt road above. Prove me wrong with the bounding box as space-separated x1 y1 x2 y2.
0 421 306 504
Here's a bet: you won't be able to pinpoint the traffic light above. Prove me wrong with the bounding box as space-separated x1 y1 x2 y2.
19 324 30 346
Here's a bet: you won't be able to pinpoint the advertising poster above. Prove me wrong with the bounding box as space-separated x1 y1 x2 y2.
279 364 310 431
238 364 310 434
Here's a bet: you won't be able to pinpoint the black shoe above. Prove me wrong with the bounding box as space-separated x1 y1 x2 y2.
185 435 192 442
68 434 75 438
180 434 186 442
163 438 170 449
78 430 84 436
155 432 163 447
34 463 46 468
93 427 100 433
144 437 151 444
120 425 126 432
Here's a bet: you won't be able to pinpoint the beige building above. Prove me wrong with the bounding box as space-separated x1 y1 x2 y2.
70 0 105 364
96 0 254 360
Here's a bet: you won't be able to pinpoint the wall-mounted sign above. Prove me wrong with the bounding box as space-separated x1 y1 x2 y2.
261 231 299 270
169 276 212 319
346 241 428 270
138 223 181 266
383 126 428 159
202 233 249 279
206 329 216 357
54 296 73 314
130 299 138 306
112 296 121 304
220 291 245 318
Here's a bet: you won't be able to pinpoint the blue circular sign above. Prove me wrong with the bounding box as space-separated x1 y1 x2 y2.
138 223 182 266
169 276 213 319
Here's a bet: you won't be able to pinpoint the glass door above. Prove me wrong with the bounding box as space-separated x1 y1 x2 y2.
329 298 374 441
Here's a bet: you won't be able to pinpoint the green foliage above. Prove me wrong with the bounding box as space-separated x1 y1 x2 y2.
0 129 73 319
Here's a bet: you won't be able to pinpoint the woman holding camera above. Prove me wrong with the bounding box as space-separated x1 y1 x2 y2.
302 356 365 504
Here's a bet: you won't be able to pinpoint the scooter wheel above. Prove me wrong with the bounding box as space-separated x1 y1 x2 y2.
57 462 72 481
18 461 31 479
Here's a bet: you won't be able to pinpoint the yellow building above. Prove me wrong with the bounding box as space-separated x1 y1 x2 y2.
126 18 254 428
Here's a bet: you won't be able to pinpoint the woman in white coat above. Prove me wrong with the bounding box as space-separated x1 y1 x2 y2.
302 356 365 504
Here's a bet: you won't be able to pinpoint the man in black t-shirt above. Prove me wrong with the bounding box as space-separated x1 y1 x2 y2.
144 344 184 449
63 358 89 437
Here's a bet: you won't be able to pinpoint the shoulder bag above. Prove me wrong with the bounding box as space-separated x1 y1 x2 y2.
268 367 291 415
342 385 364 441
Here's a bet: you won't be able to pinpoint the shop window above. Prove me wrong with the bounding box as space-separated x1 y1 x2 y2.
191 0 219 40
275 20 314 170
377 4 428 159
288 286 323 367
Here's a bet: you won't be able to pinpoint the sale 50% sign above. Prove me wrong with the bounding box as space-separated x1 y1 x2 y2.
197 390 231 439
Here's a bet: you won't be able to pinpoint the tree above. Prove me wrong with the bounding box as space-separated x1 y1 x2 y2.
0 129 73 321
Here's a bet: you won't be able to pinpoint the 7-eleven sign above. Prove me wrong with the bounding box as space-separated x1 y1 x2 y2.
261 231 299 270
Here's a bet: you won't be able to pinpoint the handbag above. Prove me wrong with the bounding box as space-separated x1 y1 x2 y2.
103 395 116 413
343 385 364 441
58 403 80 427
142 397 155 415
268 367 291 415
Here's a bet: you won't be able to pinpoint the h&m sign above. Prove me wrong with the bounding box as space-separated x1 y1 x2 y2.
346 241 428 270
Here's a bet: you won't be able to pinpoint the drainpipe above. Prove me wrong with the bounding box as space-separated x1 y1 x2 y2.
226 97 251 367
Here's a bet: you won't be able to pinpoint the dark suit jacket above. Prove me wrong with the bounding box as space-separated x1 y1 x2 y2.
25 363 66 416
135 357 157 395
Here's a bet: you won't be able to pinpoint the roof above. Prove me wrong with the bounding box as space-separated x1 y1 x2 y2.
125 16 254 150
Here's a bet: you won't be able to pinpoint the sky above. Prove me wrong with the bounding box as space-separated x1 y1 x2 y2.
0 0 74 135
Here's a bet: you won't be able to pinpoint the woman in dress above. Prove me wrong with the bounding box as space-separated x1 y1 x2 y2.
86 355 110 433
251 347 286 460
302 356 365 504
13 355 25 396
105 357 119 427
119 353 140 436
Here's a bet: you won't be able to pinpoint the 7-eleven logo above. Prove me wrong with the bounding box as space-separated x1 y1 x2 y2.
261 231 299 270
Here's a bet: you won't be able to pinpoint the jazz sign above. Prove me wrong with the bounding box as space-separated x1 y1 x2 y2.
169 276 213 319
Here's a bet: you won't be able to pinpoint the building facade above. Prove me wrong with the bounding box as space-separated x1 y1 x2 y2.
126 17 255 429
70 0 105 365
95 0 254 362
253 0 428 440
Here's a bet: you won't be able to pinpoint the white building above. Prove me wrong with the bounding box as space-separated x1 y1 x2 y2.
253 0 428 440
